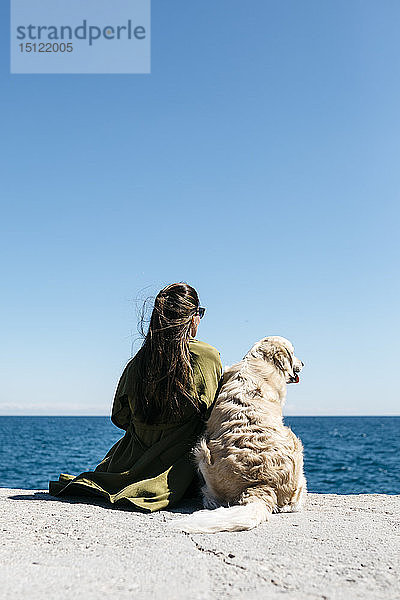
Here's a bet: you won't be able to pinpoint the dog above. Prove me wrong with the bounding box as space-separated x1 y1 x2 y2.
172 336 306 533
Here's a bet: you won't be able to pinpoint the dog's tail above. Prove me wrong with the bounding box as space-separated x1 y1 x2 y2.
171 499 271 534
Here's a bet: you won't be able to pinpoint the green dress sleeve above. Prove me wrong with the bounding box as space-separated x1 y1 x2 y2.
110 359 135 431
189 338 223 412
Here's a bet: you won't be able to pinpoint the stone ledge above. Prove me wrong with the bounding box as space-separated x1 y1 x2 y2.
0 488 399 600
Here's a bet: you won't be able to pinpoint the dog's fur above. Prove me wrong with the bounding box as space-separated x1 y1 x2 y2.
173 336 306 533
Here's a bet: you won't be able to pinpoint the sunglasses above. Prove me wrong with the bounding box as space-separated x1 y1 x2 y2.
197 306 206 319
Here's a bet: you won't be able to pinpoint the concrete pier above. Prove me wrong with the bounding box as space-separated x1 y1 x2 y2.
0 489 398 599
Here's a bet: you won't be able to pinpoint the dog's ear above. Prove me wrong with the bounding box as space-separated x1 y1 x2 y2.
258 340 295 377
273 347 295 378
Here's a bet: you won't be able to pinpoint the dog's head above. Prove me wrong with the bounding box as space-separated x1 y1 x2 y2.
247 336 304 384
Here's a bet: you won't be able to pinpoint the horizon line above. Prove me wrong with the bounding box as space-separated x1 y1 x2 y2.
1 414 399 418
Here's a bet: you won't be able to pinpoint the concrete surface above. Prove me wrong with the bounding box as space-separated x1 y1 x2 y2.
0 488 399 600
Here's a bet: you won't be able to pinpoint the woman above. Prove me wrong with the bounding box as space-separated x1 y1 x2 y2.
49 283 223 512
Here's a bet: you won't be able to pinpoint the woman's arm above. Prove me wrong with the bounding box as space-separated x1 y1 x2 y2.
110 361 134 430
191 342 223 413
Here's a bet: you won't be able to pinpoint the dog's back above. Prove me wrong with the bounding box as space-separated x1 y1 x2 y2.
172 337 306 533
195 363 305 511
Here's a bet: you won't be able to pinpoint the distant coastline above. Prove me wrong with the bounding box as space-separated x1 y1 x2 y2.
1 414 400 417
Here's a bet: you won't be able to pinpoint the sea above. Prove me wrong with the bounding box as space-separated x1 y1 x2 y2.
0 416 399 494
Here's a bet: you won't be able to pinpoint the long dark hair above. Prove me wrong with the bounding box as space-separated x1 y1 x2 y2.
132 282 201 424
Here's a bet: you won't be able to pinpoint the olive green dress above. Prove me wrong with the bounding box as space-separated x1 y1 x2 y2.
48 339 222 512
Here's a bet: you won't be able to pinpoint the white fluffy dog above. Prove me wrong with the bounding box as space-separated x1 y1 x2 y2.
173 336 306 533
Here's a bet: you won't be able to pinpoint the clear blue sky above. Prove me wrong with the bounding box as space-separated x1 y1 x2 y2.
1 1 399 415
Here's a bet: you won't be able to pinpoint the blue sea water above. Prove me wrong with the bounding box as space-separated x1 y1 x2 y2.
0 416 399 494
